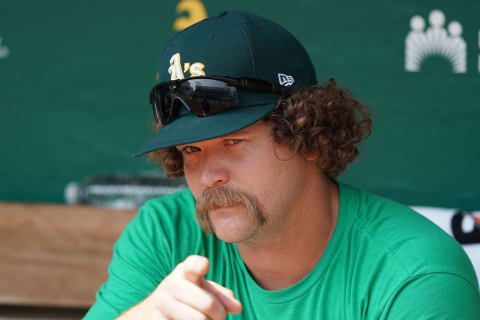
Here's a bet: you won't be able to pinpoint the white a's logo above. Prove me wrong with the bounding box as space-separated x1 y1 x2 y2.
278 73 294 86
168 53 206 80
405 10 466 73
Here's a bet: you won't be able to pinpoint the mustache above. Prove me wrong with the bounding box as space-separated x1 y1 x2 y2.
195 187 264 235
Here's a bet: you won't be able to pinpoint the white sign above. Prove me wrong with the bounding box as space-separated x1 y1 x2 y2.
405 10 467 73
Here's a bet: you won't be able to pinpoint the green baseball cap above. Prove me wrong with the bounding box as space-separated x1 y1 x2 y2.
134 10 317 157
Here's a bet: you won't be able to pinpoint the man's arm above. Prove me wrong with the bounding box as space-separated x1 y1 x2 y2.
380 273 480 320
82 194 236 320
117 255 242 320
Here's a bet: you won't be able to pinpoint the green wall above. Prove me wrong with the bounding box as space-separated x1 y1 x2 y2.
1 0 479 210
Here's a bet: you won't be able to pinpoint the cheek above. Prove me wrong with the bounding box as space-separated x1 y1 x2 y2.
183 163 202 200
235 149 287 199
259 155 308 200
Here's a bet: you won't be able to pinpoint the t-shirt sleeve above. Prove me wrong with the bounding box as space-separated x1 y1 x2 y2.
380 273 480 320
83 202 175 320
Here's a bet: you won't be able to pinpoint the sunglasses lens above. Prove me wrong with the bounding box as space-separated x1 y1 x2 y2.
151 86 172 124
150 90 161 124
150 78 258 124
175 79 240 117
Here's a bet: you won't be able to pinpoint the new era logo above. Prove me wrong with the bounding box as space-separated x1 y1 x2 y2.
278 73 294 86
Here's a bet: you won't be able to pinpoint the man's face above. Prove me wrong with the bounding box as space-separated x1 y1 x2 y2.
176 121 316 244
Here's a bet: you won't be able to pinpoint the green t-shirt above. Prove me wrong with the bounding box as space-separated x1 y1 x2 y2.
84 183 480 319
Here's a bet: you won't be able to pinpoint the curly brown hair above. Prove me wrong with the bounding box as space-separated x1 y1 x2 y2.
148 78 371 178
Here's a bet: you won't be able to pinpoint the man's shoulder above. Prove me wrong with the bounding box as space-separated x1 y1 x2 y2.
340 183 477 284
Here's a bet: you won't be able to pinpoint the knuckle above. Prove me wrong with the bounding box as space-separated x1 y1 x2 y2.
167 281 184 299
156 298 183 320
154 292 171 313
158 276 176 293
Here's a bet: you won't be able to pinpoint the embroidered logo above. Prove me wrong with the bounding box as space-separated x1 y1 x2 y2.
405 9 466 73
168 53 205 80
278 73 294 86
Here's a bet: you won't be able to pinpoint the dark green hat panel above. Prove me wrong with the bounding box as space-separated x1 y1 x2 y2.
157 11 317 87
227 11 317 86
158 13 255 82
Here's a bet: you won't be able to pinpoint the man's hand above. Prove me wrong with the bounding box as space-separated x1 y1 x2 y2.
117 255 243 320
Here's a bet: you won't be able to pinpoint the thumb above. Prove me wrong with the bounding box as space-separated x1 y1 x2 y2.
182 255 210 287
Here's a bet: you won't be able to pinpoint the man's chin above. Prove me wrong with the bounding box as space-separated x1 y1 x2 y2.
196 205 261 242
209 218 257 243
212 229 254 243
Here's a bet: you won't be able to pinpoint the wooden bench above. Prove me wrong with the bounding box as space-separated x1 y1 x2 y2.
0 202 136 309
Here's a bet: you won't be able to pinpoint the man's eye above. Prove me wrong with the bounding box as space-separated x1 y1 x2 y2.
226 139 243 145
182 146 200 153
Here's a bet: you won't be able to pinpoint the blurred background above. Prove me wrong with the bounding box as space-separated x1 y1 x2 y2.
0 0 479 318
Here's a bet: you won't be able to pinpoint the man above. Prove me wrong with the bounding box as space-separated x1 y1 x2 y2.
84 11 480 320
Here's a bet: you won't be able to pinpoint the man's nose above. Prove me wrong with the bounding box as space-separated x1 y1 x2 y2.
198 153 229 188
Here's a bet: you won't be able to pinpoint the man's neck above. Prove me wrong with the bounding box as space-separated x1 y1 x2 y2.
235 176 339 291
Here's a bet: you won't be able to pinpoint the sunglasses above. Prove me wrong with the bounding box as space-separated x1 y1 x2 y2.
148 76 291 125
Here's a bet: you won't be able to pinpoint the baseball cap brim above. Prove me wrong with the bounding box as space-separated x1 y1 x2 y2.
133 102 276 157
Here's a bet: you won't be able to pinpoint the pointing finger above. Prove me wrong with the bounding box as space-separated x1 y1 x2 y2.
205 280 243 314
